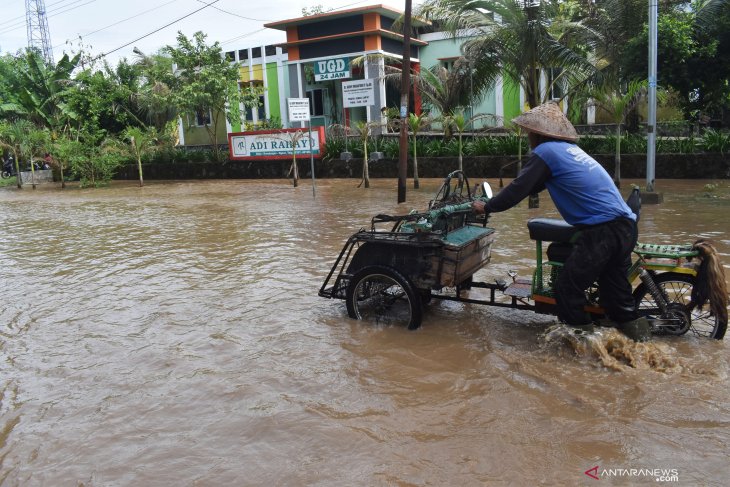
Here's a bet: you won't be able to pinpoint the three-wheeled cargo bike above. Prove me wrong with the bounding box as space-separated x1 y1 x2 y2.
318 171 727 339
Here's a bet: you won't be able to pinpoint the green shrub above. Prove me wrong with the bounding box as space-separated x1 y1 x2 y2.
381 139 399 159
700 129 730 154
656 136 697 154
491 134 526 155
322 136 346 161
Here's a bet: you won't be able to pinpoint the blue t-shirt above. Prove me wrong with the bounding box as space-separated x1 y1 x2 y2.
533 141 636 225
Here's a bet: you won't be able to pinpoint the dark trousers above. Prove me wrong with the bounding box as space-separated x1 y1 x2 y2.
554 218 639 326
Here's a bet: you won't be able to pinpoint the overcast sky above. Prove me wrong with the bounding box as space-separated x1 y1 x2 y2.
1 0 421 65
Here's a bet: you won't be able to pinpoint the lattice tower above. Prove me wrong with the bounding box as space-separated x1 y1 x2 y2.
25 0 54 64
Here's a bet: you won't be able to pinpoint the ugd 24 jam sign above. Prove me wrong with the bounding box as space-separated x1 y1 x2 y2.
228 127 326 161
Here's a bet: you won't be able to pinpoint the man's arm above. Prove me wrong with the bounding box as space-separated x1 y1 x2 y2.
483 154 551 213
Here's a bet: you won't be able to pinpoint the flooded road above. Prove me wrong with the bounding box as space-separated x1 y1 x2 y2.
1 178 729 486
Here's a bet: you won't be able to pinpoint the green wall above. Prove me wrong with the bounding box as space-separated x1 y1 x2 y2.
502 76 521 124
266 62 280 123
417 36 497 126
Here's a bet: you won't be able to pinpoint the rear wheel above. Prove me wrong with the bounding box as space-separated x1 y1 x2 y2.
633 272 727 339
346 265 422 330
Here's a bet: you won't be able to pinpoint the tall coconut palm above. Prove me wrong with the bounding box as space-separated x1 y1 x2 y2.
417 0 601 109
133 48 178 132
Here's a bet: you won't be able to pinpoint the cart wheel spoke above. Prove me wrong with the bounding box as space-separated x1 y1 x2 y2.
346 265 422 329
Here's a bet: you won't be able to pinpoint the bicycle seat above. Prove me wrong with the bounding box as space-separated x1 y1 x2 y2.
527 218 580 243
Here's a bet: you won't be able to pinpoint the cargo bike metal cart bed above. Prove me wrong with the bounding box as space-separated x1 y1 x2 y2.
318 172 530 329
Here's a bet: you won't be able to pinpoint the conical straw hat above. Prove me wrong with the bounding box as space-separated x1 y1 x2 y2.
512 102 578 142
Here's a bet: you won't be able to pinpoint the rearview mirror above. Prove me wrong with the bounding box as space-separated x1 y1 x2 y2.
478 182 493 199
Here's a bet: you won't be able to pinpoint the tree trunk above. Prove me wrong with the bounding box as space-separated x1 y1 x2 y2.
137 154 144 187
362 141 370 188
291 154 299 187
30 158 37 189
412 139 419 189
14 155 22 188
614 125 621 188
458 133 463 171
134 140 144 187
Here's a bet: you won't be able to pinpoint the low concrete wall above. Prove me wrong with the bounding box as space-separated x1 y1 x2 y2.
114 153 730 181
19 169 54 184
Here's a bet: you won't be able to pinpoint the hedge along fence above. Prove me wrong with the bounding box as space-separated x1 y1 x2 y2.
121 129 730 168
114 152 730 181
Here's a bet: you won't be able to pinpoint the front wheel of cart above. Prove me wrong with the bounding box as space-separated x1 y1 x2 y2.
346 265 423 330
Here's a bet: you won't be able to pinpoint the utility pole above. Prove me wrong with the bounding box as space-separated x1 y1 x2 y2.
25 0 54 65
646 0 658 193
397 0 412 204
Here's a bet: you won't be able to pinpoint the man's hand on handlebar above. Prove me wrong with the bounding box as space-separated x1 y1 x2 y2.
471 200 488 215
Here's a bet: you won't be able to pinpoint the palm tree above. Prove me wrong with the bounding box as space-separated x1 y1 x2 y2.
353 54 497 129
124 126 157 187
417 0 600 109
415 59 498 123
133 48 178 132
407 113 431 188
0 121 26 188
21 126 51 189
589 80 665 188
352 121 382 188
52 136 82 189
264 130 308 187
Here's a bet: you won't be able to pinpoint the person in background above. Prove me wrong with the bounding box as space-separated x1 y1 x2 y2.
472 102 650 341
42 153 53 170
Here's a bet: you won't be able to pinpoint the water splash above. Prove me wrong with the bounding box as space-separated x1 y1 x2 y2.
539 323 681 372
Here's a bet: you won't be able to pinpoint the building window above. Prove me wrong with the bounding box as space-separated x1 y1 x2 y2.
547 67 564 100
238 49 248 61
195 108 212 126
252 47 261 59
307 89 326 117
245 95 267 121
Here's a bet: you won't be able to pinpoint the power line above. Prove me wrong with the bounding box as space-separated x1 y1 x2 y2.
0 0 80 28
194 0 271 23
95 0 221 60
52 0 178 49
0 0 98 35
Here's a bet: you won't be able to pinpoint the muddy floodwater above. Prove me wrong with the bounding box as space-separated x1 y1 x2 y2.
1 178 729 486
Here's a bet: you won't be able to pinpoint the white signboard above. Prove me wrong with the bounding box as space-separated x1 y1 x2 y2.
229 128 323 160
342 79 375 108
287 98 311 122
